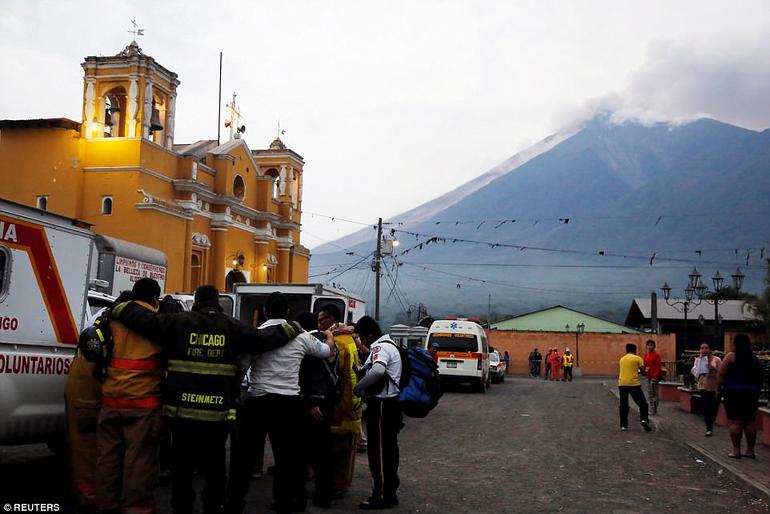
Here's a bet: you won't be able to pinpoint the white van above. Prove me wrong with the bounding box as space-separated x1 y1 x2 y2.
425 319 490 393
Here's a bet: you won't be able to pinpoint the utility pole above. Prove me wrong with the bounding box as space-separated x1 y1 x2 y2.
375 217 383 322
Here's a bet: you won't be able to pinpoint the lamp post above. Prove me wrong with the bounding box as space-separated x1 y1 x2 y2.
685 267 745 349
565 322 585 373
661 280 700 380
661 266 745 375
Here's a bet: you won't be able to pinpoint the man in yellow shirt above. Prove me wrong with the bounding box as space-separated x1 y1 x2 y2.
618 343 652 432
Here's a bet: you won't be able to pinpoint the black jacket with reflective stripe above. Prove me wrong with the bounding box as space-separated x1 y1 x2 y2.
115 301 296 421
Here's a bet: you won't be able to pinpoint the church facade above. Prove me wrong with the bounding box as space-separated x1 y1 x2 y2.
0 41 310 292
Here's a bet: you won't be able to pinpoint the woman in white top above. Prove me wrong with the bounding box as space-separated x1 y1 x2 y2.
691 342 722 436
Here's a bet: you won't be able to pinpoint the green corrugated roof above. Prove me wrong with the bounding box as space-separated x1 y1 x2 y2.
491 305 641 333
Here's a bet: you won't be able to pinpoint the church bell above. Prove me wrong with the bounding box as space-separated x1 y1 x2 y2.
150 103 163 132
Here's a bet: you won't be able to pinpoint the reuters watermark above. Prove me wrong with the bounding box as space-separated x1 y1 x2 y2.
3 505 60 512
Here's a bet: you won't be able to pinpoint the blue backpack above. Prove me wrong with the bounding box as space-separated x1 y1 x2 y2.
384 341 442 418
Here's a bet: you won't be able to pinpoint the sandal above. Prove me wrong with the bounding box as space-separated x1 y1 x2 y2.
727 453 742 459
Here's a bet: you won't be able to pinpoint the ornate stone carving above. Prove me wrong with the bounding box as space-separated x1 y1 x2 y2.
279 165 287 196
192 232 211 248
127 77 139 137
142 81 153 139
84 81 96 124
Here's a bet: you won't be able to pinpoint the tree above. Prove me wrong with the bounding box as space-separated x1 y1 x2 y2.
746 259 770 337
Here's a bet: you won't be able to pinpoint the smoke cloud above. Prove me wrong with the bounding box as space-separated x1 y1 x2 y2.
559 30 770 131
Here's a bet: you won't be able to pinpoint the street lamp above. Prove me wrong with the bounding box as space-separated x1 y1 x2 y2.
695 267 745 348
576 322 585 368
662 267 745 357
565 322 585 371
661 279 702 378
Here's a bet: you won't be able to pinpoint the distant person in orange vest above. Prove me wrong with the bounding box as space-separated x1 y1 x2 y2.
543 349 552 381
549 348 562 381
95 278 163 514
562 348 574 382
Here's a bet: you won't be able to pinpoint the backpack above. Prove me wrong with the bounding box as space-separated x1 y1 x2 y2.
77 313 114 381
384 341 443 418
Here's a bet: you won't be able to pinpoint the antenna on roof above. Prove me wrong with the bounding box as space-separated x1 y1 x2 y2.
276 121 286 139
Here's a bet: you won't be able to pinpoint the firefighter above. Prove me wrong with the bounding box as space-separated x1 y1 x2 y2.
317 305 363 498
562 348 574 382
65 291 131 513
111 285 301 514
95 278 163 514
549 348 562 381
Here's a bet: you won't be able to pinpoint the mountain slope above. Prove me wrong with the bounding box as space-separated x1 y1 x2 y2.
311 116 770 323
312 127 577 254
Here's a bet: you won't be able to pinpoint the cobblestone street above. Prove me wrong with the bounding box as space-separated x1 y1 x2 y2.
2 378 768 513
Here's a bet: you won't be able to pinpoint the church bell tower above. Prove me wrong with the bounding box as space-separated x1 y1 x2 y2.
80 33 180 148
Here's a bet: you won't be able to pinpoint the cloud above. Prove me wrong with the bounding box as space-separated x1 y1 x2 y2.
557 30 770 131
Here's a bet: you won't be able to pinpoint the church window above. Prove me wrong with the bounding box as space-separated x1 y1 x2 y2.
101 196 113 215
265 168 280 199
36 196 48 211
233 176 245 201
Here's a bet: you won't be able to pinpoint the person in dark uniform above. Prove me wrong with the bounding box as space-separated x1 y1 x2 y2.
296 312 339 509
111 285 301 514
353 316 403 510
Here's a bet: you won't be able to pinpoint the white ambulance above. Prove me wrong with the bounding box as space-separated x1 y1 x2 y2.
0 200 164 446
426 318 490 393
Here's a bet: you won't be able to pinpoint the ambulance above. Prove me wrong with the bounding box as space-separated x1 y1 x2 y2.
425 318 490 393
0 199 163 446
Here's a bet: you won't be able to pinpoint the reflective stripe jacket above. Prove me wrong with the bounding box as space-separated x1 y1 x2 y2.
331 334 362 435
563 353 574 368
102 301 163 410
113 301 299 422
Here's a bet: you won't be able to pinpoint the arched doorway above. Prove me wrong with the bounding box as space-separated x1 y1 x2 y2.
225 269 247 292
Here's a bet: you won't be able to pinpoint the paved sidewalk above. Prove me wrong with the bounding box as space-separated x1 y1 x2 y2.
604 381 770 502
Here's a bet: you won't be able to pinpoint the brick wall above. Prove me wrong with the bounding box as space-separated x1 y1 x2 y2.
487 330 676 377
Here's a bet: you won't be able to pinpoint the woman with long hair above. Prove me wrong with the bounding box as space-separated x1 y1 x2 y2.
691 342 722 436
718 334 763 459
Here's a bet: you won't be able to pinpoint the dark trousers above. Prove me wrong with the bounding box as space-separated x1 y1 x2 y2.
169 418 228 514
700 390 720 432
544 364 551 380
226 395 306 513
619 386 649 428
306 402 335 503
564 367 573 381
365 397 403 500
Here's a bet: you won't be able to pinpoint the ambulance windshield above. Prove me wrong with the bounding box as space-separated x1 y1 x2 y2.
427 333 479 352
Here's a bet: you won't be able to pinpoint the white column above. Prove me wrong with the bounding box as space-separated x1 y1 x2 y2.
166 93 176 149
127 76 139 137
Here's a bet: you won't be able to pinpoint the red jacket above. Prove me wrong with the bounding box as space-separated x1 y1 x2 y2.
643 351 662 381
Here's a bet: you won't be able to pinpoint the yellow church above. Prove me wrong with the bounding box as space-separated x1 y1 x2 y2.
0 40 310 293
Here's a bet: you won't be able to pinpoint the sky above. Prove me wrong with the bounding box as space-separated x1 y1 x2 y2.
1 0 768 249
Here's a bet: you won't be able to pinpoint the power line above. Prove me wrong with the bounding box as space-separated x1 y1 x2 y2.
393 229 757 267
396 260 653 296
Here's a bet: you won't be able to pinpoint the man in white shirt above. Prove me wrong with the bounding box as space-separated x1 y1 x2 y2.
225 292 335 514
353 316 403 510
